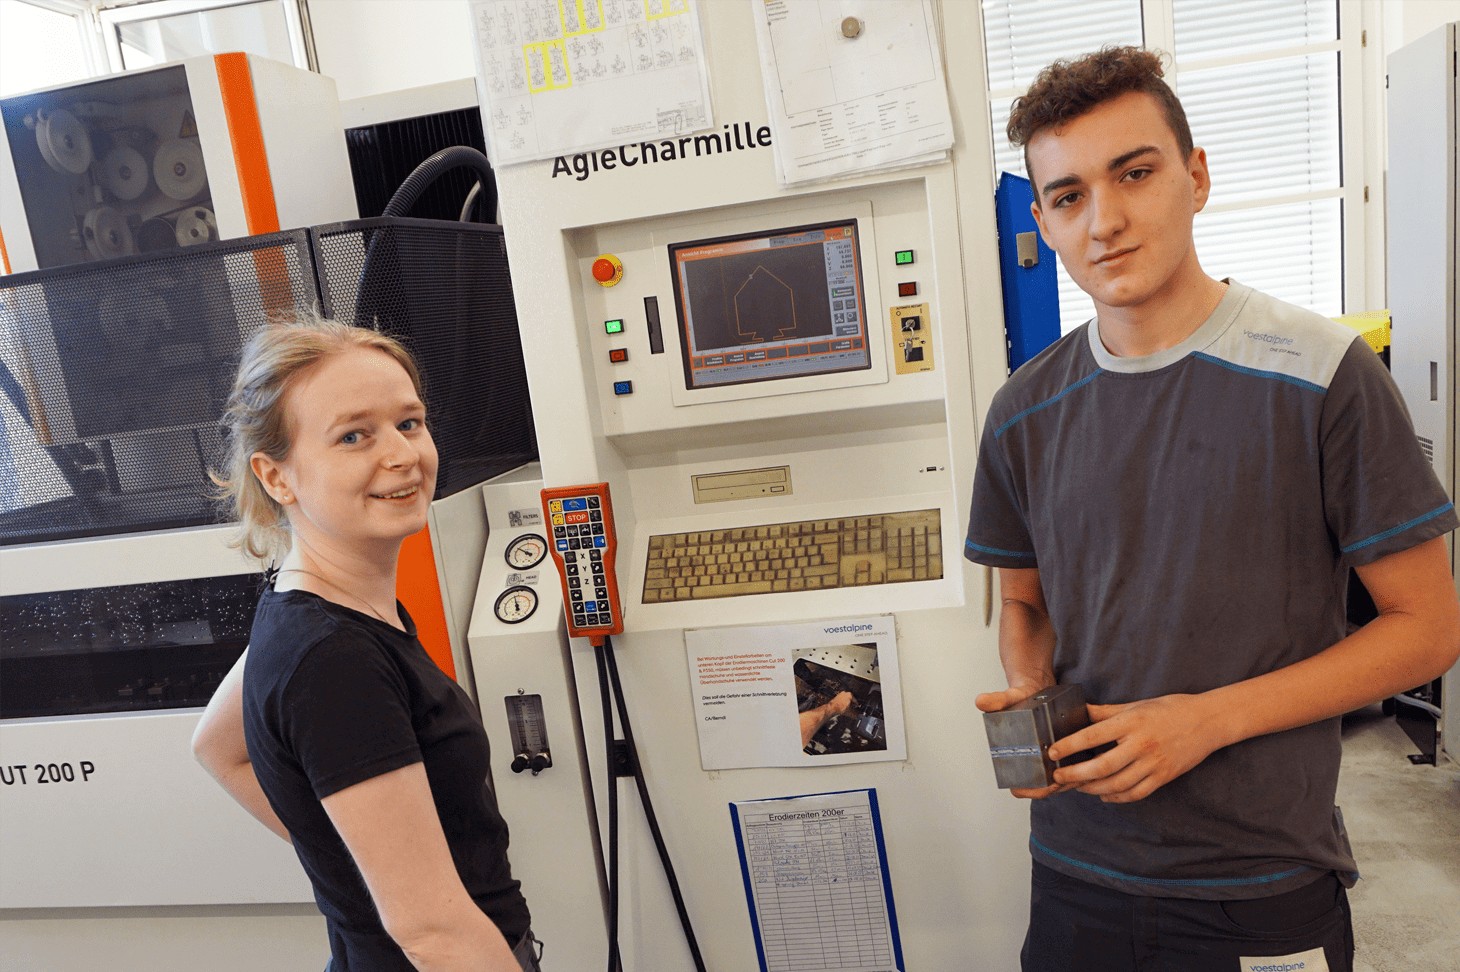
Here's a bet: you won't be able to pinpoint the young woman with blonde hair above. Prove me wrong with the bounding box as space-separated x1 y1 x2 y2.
193 315 539 971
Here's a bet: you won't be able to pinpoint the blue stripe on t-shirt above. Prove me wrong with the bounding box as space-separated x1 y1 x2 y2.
1030 836 1313 888
994 371 1103 438
1191 352 1327 394
965 538 1036 559
1341 502 1456 554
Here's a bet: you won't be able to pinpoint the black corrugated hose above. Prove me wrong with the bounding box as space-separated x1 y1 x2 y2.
381 145 497 223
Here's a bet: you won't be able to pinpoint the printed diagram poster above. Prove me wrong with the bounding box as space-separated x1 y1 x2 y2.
468 0 713 165
731 789 904 972
686 616 905 769
752 0 954 185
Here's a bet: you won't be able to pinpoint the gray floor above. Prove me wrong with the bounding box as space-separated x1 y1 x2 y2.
1338 705 1460 972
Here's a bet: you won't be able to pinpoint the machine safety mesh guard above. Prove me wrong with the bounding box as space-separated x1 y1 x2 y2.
313 217 537 499
0 231 314 545
0 218 536 546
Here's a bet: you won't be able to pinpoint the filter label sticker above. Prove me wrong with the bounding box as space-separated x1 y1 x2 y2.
508 507 544 528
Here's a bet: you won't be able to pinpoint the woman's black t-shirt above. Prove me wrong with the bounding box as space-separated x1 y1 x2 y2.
242 585 530 969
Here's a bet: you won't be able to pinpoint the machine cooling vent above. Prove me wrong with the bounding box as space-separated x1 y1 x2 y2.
346 108 489 221
1417 435 1434 462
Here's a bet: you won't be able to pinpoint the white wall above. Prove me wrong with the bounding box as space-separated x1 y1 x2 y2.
1382 0 1460 53
309 0 475 101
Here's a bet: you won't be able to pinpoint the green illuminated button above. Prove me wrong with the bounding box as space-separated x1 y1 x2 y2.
604 319 624 334
894 250 915 266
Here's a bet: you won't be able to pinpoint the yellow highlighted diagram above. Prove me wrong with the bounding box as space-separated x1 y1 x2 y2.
559 0 606 37
524 39 573 92
647 0 688 20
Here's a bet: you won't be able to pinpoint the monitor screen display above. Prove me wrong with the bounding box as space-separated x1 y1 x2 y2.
668 220 871 390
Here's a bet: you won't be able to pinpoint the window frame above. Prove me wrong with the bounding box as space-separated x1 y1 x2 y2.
94 0 315 73
979 0 1380 323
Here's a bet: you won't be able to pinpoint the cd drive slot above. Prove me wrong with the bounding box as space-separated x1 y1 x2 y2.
692 465 792 504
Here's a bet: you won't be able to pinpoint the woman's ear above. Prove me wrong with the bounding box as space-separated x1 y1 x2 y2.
250 452 293 506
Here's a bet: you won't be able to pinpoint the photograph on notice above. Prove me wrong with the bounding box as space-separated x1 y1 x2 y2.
793 643 886 756
685 615 904 770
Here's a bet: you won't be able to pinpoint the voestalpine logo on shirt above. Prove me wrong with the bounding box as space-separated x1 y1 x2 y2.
1243 329 1302 357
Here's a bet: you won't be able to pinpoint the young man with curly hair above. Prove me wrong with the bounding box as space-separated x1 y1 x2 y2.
966 46 1459 972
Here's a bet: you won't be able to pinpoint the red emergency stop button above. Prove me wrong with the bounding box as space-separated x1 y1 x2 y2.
592 254 624 287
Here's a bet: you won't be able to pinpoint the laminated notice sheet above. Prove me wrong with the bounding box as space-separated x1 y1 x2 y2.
686 616 905 770
752 0 954 186
731 789 904 972
468 0 713 165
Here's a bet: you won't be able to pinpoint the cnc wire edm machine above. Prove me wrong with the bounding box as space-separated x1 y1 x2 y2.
466 3 1028 969
1 219 534 970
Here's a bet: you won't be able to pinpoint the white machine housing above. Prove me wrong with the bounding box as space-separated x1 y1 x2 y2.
467 3 1029 969
0 527 311 908
0 52 355 273
0 491 496 913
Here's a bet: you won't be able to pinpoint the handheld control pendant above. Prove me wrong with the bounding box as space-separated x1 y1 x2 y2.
541 483 624 644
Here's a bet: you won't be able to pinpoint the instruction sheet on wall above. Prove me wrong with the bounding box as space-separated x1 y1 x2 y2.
468 0 713 165
731 788 904 972
751 0 954 185
685 615 905 769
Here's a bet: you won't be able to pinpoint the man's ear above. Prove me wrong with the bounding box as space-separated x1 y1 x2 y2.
1029 199 1050 246
250 452 293 506
1188 146 1212 213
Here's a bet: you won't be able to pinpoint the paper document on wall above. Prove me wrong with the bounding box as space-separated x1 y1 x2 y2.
752 0 954 186
468 0 713 165
731 789 904 972
685 615 905 770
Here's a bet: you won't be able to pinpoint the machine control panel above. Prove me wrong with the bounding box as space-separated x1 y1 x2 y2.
890 303 934 375
542 483 624 642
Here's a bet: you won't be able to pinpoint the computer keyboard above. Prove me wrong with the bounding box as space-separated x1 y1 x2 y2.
641 509 942 603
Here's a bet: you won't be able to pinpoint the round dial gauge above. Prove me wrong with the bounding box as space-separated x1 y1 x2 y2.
494 586 538 624
505 533 548 570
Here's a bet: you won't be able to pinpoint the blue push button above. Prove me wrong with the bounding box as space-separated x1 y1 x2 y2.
613 380 633 396
594 535 607 548
563 498 586 511
555 539 569 551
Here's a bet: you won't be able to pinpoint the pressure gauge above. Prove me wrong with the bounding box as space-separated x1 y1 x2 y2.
494 586 538 624
505 533 547 570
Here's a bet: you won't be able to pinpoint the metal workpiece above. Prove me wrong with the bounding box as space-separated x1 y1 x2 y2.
983 684 1092 789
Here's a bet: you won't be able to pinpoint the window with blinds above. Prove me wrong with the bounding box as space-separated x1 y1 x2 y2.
981 0 1348 334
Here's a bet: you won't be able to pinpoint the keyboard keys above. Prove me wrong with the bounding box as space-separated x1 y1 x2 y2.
642 510 942 603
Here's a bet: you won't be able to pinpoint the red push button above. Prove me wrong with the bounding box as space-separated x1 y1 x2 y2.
609 348 628 363
592 254 624 286
898 281 918 297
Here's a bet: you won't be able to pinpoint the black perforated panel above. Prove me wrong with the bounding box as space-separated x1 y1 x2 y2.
313 217 537 499
0 218 536 545
0 231 314 544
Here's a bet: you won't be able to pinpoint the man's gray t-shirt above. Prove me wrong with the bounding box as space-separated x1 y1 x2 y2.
965 281 1457 900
